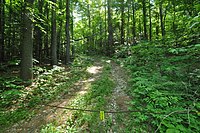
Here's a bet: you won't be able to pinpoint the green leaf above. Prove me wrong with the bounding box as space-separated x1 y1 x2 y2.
162 121 175 128
166 129 180 133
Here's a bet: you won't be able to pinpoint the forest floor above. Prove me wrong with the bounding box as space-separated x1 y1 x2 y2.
2 42 199 132
3 57 131 133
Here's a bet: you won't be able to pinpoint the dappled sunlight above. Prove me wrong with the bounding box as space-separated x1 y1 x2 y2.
78 82 91 95
35 70 100 130
81 78 95 83
87 66 102 74
106 60 111 63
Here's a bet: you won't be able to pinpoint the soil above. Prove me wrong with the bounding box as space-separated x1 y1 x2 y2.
4 59 131 133
106 61 131 132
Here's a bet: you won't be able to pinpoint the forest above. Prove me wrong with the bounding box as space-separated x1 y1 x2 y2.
0 0 199 132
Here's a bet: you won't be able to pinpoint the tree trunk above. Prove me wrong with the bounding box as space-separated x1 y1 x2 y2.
87 4 91 50
35 0 44 63
172 1 176 36
127 0 130 43
132 0 136 43
35 0 43 63
8 0 12 59
65 0 70 64
51 0 57 65
44 2 49 59
142 0 148 40
107 0 113 56
159 0 165 38
120 0 125 45
104 2 107 50
20 0 34 81
0 0 5 62
156 12 159 39
57 0 63 60
149 0 152 41
71 4 75 59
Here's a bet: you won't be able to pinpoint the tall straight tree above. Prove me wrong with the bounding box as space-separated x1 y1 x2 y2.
120 0 125 45
126 0 130 43
87 3 91 50
0 0 5 62
35 0 43 63
142 0 148 40
51 0 57 65
132 0 136 43
159 0 165 38
107 0 113 55
44 2 49 58
65 0 70 64
57 0 63 60
20 0 35 81
149 0 152 41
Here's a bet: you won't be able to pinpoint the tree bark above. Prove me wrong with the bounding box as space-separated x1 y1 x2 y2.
8 0 12 59
127 1 130 43
149 0 152 41
142 0 148 40
0 0 5 62
156 11 159 39
57 0 63 60
132 0 136 43
51 0 57 65
20 0 34 81
120 0 125 45
107 0 113 56
35 0 43 63
65 0 70 64
44 2 49 58
159 0 165 38
87 4 91 50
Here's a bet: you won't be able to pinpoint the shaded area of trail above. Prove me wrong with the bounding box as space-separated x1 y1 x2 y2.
106 61 131 132
4 62 103 133
3 59 132 133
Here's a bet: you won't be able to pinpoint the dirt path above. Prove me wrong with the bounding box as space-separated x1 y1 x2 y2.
4 62 103 133
106 61 131 132
4 59 131 133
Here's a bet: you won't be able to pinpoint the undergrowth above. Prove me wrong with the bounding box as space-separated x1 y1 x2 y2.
40 60 115 132
0 55 93 131
115 42 200 132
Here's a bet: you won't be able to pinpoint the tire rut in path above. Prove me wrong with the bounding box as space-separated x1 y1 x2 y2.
106 61 131 132
4 62 103 133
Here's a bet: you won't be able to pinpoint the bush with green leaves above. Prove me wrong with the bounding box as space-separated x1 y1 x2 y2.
116 42 200 132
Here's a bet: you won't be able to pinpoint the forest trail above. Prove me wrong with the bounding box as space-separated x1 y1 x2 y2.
4 59 131 133
106 61 131 132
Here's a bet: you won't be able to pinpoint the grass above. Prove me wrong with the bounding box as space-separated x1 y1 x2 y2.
40 60 115 132
0 55 94 131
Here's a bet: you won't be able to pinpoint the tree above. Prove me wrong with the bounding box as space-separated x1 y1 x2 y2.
51 0 57 65
0 0 5 63
44 2 50 58
107 0 113 55
120 0 125 45
149 0 152 41
20 0 35 81
34 0 44 63
159 0 165 38
142 0 148 40
65 0 70 64
132 0 136 43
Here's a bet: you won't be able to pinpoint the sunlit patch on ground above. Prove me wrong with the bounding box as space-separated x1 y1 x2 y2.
106 60 111 63
87 66 102 74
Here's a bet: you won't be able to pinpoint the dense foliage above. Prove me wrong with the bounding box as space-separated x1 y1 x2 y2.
115 42 200 132
0 0 199 132
0 55 93 130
